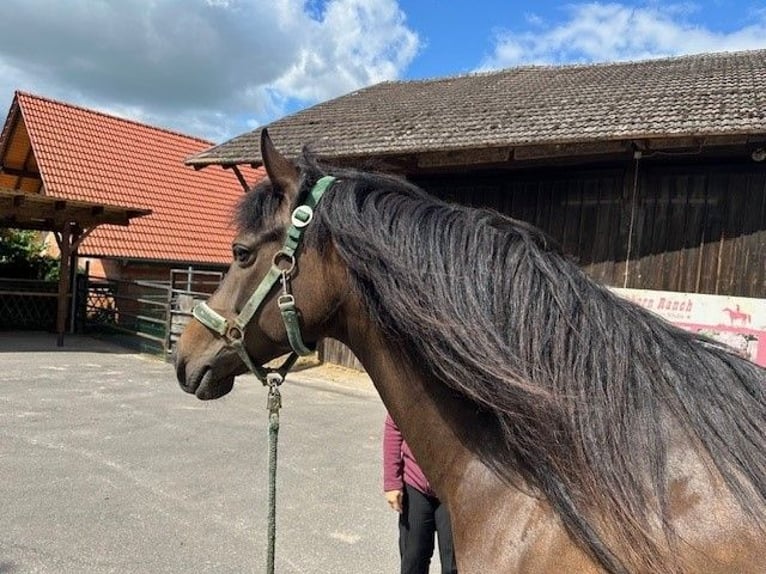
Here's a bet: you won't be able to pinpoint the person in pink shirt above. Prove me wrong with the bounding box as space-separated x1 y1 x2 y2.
383 413 457 574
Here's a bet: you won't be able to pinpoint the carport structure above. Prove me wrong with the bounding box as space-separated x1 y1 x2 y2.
0 93 150 345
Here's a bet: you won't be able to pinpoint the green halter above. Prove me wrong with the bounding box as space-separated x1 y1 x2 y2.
192 175 336 384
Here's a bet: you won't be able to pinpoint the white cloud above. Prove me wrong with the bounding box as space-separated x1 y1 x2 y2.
481 2 766 69
273 0 418 102
0 0 419 140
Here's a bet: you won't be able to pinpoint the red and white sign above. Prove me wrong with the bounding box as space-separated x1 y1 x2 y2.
612 287 766 367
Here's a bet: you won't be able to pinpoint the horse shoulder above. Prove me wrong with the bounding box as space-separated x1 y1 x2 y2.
667 444 766 573
449 462 601 573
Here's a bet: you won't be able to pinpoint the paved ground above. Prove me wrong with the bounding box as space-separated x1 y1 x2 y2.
0 332 425 573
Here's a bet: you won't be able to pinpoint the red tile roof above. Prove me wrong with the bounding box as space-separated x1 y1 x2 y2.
14 91 263 265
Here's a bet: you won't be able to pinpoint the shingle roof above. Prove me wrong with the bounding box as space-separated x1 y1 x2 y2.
6 92 262 264
188 49 766 167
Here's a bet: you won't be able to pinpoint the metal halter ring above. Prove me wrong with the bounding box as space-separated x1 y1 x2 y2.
272 251 296 275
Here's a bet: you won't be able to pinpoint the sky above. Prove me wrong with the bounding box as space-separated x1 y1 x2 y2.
1 0 765 143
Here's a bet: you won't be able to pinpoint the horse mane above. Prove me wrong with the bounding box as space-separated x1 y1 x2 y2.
239 151 766 573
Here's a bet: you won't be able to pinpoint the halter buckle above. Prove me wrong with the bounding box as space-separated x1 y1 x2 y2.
291 205 314 228
277 293 295 310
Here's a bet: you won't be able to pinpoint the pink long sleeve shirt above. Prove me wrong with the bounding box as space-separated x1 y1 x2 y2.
383 413 435 497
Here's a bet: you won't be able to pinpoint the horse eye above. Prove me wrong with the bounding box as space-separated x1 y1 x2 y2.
232 245 252 264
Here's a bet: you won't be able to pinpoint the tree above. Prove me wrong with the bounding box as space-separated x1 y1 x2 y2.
0 229 59 280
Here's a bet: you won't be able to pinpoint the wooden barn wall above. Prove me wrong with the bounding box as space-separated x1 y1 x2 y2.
416 160 766 298
322 159 766 370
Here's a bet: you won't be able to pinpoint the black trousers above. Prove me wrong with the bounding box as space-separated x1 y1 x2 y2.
399 483 458 574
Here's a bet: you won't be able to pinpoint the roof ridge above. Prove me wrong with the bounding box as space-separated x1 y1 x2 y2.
15 90 214 146
381 47 766 85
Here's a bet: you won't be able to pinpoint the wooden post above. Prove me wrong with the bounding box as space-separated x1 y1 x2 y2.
69 228 81 334
55 224 72 346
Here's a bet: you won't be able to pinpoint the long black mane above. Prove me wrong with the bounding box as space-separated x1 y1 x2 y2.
239 152 766 573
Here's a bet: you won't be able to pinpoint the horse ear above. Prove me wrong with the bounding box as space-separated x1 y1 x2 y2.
260 128 299 201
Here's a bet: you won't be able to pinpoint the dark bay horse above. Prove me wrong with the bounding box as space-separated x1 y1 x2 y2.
176 130 766 573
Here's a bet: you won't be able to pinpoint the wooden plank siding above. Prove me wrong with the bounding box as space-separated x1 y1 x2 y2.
417 161 765 297
320 160 766 369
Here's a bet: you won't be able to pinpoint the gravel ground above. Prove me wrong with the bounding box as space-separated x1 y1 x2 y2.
0 332 423 574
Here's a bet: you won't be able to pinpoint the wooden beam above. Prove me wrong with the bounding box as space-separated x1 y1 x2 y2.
0 166 41 179
513 140 631 161
229 165 251 192
71 226 97 251
0 191 150 230
418 147 512 168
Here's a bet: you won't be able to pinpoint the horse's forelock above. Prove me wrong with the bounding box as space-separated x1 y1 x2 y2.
234 179 286 232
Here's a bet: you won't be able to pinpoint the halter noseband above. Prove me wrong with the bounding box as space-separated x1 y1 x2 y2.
192 175 336 385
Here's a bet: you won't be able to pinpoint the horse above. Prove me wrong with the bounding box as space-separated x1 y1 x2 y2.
175 130 766 573
723 305 752 326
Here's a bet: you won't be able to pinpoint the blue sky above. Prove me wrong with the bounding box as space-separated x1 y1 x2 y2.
0 0 764 143
400 0 763 76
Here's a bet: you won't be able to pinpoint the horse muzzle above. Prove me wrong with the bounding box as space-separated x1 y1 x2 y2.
175 322 244 400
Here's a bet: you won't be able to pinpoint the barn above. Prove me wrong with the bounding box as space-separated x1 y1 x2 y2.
186 49 766 368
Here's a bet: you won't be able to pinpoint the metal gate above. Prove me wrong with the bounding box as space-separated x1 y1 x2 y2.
166 268 223 357
84 267 222 358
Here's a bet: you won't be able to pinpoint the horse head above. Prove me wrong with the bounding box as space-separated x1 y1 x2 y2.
175 129 346 399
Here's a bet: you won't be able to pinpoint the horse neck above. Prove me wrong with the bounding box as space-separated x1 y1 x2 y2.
334 295 502 506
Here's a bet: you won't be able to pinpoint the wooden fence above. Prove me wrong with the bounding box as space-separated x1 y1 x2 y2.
0 278 58 330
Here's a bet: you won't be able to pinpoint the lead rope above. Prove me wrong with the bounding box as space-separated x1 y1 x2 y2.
265 373 283 574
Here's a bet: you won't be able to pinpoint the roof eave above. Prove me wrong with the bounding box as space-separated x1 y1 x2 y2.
180 130 766 171
0 93 21 163
185 155 261 169
78 252 229 267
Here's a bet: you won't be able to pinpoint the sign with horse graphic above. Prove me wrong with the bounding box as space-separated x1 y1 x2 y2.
613 288 766 367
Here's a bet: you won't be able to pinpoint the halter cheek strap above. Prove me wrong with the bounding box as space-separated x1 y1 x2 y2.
191 175 336 384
